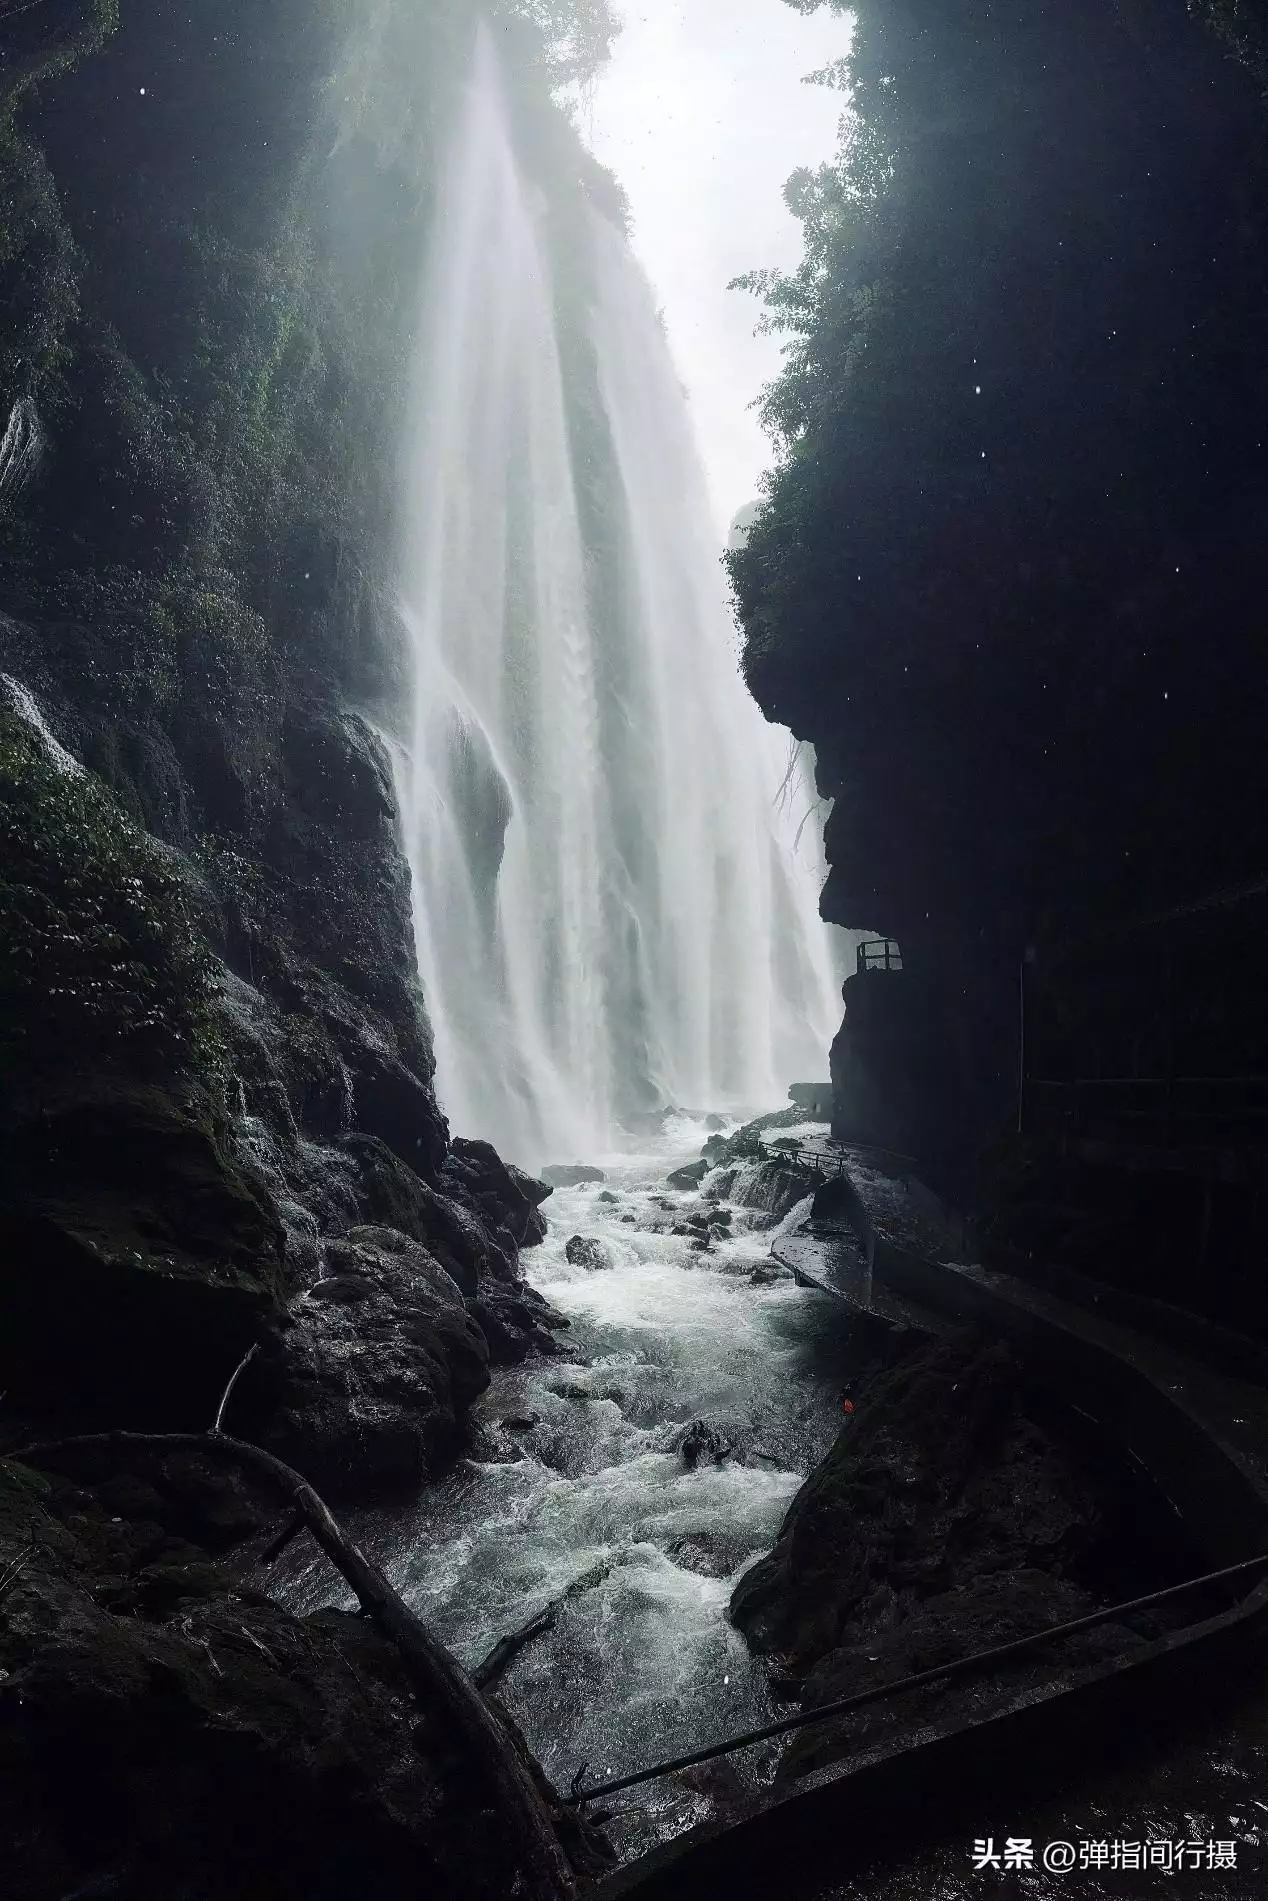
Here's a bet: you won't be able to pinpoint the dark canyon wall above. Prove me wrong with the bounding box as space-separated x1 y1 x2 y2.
0 0 618 1464
732 0 1268 1203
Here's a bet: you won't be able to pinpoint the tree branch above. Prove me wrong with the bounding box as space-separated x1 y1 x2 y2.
472 1557 615 1692
8 1429 576 1901
211 1342 259 1434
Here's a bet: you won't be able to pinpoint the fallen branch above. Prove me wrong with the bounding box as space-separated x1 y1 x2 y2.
211 1343 259 1434
474 1604 558 1690
260 1509 307 1567
0 1539 35 1602
8 1429 576 1901
473 1558 615 1692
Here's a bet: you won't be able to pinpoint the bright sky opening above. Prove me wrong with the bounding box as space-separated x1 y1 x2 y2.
583 1 855 539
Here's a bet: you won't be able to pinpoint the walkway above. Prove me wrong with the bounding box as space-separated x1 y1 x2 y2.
836 1146 1268 1504
592 1141 1268 1898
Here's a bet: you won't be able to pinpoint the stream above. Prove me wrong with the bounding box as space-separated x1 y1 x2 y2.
275 1113 860 1858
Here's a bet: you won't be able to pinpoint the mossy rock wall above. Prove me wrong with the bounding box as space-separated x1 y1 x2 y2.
0 2 617 1443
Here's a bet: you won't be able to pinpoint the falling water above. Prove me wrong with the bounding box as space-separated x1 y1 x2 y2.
0 396 44 513
1 673 82 777
393 31 843 1167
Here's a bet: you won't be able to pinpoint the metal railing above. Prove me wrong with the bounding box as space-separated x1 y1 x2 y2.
760 1138 850 1178
856 937 904 975
566 1548 1268 1806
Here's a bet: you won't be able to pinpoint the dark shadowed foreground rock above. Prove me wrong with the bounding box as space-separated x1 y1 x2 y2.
731 1332 1201 1778
0 1446 611 1899
0 1077 285 1428
468 1279 570 1365
340 1134 516 1293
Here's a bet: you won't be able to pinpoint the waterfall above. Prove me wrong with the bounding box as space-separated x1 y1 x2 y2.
1 673 82 777
0 396 44 514
393 30 843 1168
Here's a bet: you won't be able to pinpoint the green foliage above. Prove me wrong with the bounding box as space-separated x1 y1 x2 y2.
0 708 219 1072
494 0 621 89
729 0 1268 953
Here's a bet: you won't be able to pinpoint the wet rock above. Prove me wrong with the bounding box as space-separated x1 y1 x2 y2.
467 1277 569 1365
597 1190 619 1203
667 1532 731 1577
704 1115 727 1132
729 1331 1194 1778
541 1163 606 1187
680 1417 734 1468
345 1225 467 1304
254 1229 490 1498
689 1236 713 1252
750 1262 792 1286
0 1454 589 1899
620 1213 636 1223
446 1137 552 1247
727 1159 813 1227
0 1077 285 1429
565 1234 611 1270
340 1135 515 1293
666 1159 709 1189
500 1414 540 1431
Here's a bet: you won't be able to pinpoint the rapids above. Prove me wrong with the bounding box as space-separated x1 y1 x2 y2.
275 1115 862 1857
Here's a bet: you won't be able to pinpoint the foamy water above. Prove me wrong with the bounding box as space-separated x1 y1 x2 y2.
277 1116 858 1855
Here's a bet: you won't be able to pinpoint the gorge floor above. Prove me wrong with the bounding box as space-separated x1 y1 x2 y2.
268 1113 866 1858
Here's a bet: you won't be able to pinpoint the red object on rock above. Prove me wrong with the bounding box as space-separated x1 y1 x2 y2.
842 1399 855 1415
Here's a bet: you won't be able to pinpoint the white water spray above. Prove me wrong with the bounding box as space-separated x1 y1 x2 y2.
393 32 843 1166
1 673 82 777
0 396 44 514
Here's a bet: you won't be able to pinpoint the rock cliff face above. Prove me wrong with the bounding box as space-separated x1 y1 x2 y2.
729 0 1268 1191
0 3 624 1887
0 2 614 1473
729 1332 1209 1780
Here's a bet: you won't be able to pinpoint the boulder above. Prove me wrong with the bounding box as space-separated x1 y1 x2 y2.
447 1137 552 1247
680 1417 734 1468
729 1331 1187 1778
666 1159 709 1189
467 1277 569 1364
540 1163 606 1187
565 1234 611 1271
339 1134 515 1292
254 1229 490 1498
